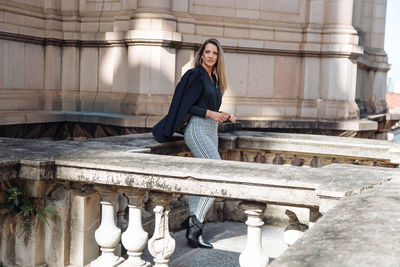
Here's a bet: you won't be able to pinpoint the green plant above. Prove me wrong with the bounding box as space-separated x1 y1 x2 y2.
5 186 58 237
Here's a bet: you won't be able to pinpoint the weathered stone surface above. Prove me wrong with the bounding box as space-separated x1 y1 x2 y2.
271 178 400 267
14 217 46 267
69 191 100 267
45 184 71 267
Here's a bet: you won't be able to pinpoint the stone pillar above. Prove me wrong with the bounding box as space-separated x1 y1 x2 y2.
120 189 150 267
354 0 389 115
69 190 100 267
238 201 268 267
147 192 175 267
91 186 124 267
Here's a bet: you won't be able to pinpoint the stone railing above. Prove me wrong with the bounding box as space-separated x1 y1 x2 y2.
1 132 400 266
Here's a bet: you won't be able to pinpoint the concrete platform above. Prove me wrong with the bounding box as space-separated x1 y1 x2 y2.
142 221 288 267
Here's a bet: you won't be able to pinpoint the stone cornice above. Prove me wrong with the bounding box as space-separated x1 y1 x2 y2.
0 29 363 58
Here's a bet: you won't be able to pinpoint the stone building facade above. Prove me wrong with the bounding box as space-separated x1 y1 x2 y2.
0 0 390 127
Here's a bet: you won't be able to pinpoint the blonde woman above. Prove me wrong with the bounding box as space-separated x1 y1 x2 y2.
152 38 235 248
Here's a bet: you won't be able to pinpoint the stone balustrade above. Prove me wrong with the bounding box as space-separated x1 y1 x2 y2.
1 131 400 266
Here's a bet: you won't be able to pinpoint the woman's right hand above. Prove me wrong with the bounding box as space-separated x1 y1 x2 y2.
206 110 230 123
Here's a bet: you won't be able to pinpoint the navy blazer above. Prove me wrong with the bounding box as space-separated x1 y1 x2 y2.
152 66 205 142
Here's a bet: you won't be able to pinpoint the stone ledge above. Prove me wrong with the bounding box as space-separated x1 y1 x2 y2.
270 177 400 267
220 131 398 163
237 118 378 131
0 110 160 128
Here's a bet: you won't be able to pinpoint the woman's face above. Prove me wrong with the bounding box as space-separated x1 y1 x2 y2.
201 43 218 69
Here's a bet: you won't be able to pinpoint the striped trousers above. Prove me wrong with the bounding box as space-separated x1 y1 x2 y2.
184 116 220 223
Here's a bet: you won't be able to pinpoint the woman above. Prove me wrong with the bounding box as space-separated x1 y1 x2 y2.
152 38 236 249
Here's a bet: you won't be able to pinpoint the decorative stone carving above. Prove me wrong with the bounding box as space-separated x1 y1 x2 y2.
283 209 308 246
238 201 268 267
120 189 151 267
91 186 124 267
147 192 175 267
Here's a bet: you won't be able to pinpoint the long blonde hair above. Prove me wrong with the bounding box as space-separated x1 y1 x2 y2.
194 38 227 95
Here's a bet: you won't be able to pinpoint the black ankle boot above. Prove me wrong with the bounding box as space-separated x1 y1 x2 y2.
181 216 213 249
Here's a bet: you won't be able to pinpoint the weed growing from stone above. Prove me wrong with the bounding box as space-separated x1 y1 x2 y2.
5 183 58 241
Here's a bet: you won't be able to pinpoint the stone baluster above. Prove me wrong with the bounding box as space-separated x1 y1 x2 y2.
239 201 268 267
120 189 150 267
147 192 176 267
91 186 124 267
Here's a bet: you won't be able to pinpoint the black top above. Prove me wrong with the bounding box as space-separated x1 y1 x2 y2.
152 65 223 142
188 65 222 118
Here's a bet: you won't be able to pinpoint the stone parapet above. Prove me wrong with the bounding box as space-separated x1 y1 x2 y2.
1 130 400 266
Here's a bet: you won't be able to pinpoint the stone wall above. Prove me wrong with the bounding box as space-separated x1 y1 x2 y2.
0 0 389 123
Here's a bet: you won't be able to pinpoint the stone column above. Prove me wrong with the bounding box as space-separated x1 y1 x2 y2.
120 189 150 267
238 201 268 267
147 192 175 267
91 186 124 267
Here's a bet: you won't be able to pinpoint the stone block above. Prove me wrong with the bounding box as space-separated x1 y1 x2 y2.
177 22 195 34
19 160 55 182
248 54 274 98
236 8 260 19
69 191 100 267
224 53 248 97
45 185 71 267
3 40 25 89
24 43 45 90
261 105 285 118
224 26 249 39
0 41 3 88
236 104 260 117
285 103 298 118
172 0 188 12
249 29 274 40
300 101 317 119
273 56 301 99
62 46 80 91
122 0 137 10
175 49 195 84
191 4 235 17
303 57 320 100
112 46 128 93
24 16 45 28
149 46 176 95
44 45 62 91
320 57 355 101
14 217 46 267
274 31 302 42
196 25 224 36
0 214 15 266
80 47 98 92
317 100 338 120
98 47 113 92
61 0 79 11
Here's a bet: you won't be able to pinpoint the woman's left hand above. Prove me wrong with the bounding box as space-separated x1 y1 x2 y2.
228 114 236 123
